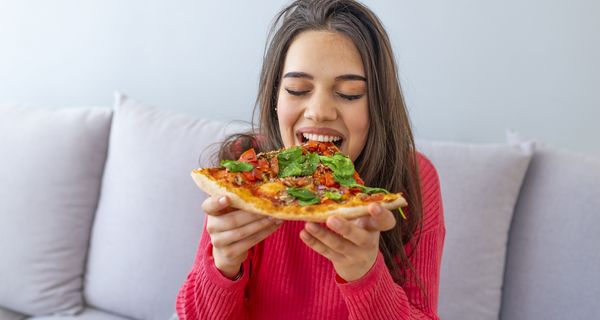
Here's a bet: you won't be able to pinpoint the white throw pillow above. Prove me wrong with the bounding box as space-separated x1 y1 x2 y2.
84 92 245 320
417 140 533 320
0 103 112 315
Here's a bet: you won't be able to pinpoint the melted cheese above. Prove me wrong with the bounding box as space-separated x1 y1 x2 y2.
258 182 285 196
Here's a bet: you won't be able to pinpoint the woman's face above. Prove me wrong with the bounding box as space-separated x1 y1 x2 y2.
276 30 369 161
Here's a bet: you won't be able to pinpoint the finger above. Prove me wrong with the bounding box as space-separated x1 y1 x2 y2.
352 216 371 230
211 217 282 247
226 222 283 255
300 229 345 261
304 222 354 255
366 203 397 231
208 210 269 233
202 196 236 216
326 216 376 248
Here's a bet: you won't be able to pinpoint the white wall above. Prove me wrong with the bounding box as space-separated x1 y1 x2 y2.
1 0 598 156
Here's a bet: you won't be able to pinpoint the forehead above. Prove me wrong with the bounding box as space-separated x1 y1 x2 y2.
282 30 365 77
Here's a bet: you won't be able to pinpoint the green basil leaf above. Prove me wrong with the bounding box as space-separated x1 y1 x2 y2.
300 153 320 176
287 187 317 201
319 154 354 175
320 153 356 185
278 149 319 178
280 163 303 177
334 173 356 187
318 152 391 194
277 147 303 166
220 160 254 172
324 191 342 201
298 198 321 206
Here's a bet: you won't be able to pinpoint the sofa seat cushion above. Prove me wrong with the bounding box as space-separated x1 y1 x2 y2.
501 147 600 319
417 140 533 320
27 308 131 320
84 93 241 320
0 104 112 316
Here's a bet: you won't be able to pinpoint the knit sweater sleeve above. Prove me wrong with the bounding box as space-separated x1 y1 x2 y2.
175 218 250 320
336 153 445 319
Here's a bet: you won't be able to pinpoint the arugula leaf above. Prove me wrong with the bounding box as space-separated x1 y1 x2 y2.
220 160 254 172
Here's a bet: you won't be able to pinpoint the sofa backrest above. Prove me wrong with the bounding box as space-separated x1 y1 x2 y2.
418 141 533 320
83 93 246 320
501 147 600 320
0 103 112 316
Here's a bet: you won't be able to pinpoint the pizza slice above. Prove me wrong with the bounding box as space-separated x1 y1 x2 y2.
191 140 407 222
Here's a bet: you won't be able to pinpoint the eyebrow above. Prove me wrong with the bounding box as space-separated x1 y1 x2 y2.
283 71 366 82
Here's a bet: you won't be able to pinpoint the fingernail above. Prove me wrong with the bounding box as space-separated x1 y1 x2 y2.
218 196 228 205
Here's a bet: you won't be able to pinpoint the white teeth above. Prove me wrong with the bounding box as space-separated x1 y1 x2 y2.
302 133 342 142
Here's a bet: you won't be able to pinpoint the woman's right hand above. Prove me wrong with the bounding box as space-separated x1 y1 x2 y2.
202 195 283 279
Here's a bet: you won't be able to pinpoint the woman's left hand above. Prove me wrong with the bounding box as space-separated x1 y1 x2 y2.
300 203 397 282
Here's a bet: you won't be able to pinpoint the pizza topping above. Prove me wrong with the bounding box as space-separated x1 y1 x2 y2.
319 154 357 186
270 157 279 175
233 174 244 186
258 182 286 196
242 168 263 182
287 187 321 206
201 141 405 215
324 191 342 201
220 160 254 172
359 185 390 194
302 139 339 155
239 148 258 164
277 147 319 178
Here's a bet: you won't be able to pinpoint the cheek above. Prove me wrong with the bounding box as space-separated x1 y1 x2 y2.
276 96 303 147
344 104 370 158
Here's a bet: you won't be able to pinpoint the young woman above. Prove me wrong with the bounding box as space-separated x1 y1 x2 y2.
177 0 445 319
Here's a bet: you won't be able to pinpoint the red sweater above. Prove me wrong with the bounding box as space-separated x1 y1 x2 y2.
177 154 445 319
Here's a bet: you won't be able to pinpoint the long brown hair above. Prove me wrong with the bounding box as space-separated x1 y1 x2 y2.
218 0 423 287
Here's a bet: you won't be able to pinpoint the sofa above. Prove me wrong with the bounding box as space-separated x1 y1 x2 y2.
1 93 599 320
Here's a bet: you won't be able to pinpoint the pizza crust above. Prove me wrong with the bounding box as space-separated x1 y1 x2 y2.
191 170 408 222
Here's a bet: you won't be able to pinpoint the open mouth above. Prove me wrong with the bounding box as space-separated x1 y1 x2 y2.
297 132 344 149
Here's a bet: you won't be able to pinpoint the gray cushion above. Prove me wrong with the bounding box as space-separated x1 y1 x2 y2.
27 308 131 320
0 306 26 320
417 140 533 320
0 104 112 315
501 147 600 320
84 93 239 320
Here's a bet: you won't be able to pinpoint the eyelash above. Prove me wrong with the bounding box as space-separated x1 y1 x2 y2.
285 89 363 101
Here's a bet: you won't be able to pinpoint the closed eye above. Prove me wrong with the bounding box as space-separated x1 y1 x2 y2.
285 89 309 96
337 92 364 101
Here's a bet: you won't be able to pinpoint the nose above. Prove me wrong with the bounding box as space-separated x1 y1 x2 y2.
303 90 338 122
